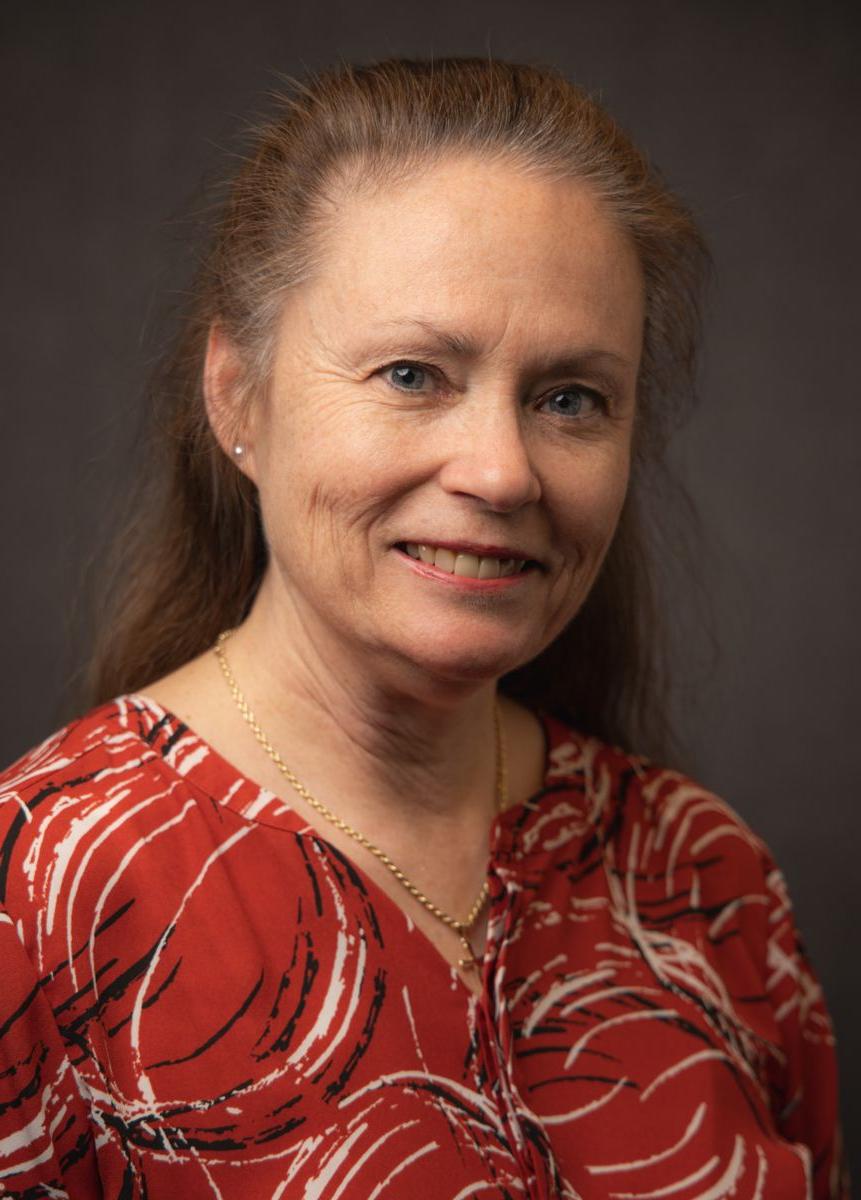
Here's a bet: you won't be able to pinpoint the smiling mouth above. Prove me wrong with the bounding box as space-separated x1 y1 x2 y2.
394 542 540 580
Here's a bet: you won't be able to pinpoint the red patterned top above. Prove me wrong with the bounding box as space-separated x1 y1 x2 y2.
0 696 849 1198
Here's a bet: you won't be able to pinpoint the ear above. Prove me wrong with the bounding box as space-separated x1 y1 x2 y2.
203 324 258 482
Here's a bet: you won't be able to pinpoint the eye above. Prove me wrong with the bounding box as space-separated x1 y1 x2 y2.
540 385 604 419
383 362 431 391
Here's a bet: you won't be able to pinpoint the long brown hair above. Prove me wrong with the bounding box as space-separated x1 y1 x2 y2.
83 57 712 764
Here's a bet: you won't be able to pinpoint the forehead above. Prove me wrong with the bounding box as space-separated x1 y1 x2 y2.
294 155 644 357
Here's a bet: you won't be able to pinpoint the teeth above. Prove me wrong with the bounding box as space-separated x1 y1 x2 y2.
454 553 480 577
404 543 528 579
434 547 457 573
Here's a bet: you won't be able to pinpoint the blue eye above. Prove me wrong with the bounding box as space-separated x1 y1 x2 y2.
543 387 601 418
386 363 428 390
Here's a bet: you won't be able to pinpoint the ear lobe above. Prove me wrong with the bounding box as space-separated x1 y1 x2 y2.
203 324 256 479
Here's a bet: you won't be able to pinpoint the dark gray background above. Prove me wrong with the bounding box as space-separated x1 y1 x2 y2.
3 0 859 1174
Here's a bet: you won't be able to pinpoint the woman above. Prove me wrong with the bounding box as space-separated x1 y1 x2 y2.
0 58 848 1198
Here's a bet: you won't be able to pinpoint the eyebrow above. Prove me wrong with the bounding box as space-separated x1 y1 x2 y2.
377 318 479 358
374 317 635 376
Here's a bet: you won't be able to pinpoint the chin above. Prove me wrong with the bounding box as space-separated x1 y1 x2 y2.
390 629 534 688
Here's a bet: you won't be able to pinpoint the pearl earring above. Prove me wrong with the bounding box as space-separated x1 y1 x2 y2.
233 444 245 459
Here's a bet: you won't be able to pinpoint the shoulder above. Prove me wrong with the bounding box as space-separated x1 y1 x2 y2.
0 696 163 813
0 697 177 908
532 714 813 1036
536 711 777 907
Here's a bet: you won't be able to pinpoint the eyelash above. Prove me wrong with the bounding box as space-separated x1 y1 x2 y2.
379 360 609 418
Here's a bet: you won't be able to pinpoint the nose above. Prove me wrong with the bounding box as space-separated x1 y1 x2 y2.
437 395 542 512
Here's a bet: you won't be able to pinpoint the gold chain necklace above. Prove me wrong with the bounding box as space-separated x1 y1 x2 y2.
213 629 508 973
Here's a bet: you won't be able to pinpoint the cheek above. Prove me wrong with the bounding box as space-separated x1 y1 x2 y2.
599 460 632 532
549 444 632 556
256 424 404 571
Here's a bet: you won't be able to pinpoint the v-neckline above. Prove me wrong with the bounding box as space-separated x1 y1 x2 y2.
123 691 557 1002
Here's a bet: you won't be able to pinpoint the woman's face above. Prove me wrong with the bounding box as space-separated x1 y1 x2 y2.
237 155 644 689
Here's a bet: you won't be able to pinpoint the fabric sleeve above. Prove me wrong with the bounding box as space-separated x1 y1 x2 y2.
759 854 851 1199
0 908 101 1199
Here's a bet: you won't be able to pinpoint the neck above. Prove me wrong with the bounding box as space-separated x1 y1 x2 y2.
226 574 503 827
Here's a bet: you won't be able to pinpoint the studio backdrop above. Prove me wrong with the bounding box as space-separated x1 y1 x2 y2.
2 0 859 1172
